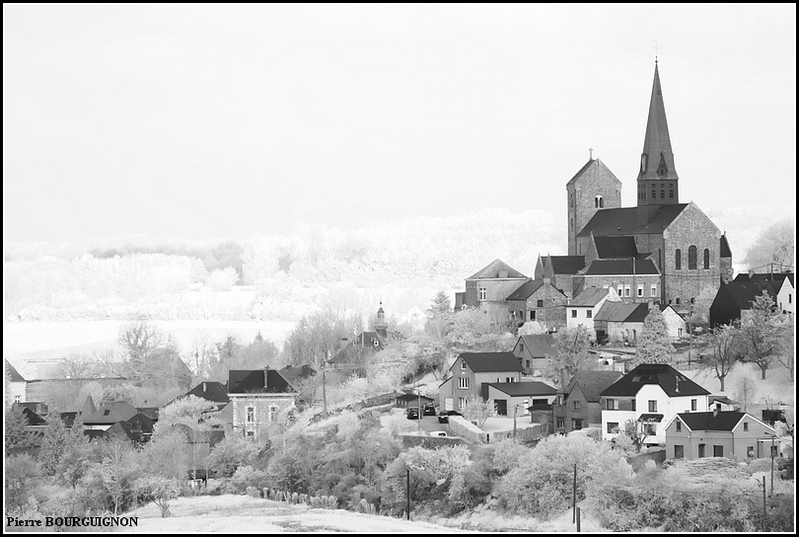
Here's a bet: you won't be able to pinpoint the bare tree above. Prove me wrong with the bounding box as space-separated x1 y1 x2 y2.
118 317 163 385
739 291 784 379
463 396 496 428
700 325 741 391
58 353 98 379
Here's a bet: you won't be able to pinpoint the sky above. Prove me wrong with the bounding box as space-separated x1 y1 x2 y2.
3 4 796 244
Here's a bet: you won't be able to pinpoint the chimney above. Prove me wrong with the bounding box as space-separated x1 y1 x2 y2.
675 377 680 393
202 382 207 392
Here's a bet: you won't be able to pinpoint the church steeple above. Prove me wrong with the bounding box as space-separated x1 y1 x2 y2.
637 63 679 206
375 300 387 338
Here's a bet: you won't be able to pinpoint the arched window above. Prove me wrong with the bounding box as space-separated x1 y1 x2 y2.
688 246 697 269
703 248 710 269
675 249 681 270
675 298 681 305
594 195 604 208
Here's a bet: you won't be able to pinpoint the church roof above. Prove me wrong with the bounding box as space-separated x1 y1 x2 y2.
467 259 527 280
545 255 586 275
506 279 544 300
582 258 659 276
566 158 622 186
637 63 679 183
576 204 689 238
593 236 639 258
720 234 732 258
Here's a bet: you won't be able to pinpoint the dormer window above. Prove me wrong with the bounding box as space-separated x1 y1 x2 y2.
460 361 466 370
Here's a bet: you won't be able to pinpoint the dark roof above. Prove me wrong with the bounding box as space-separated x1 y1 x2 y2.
456 352 524 373
83 402 138 425
395 393 434 403
577 204 689 238
186 381 230 403
720 234 732 258
718 280 778 310
279 365 316 385
528 403 553 411
566 158 622 187
600 364 710 397
21 407 48 426
467 259 527 280
566 370 623 402
228 369 294 394
518 334 557 358
624 303 652 323
582 258 659 276
677 411 749 432
105 421 136 442
595 302 637 322
570 287 612 307
329 332 385 364
506 279 544 300
488 381 556 397
637 64 679 184
733 272 793 288
547 255 586 275
594 236 639 259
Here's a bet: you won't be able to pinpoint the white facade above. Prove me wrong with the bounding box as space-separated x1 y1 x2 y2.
601 384 710 445
661 306 687 341
776 277 794 317
566 287 621 337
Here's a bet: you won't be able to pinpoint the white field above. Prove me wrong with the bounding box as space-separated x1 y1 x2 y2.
3 319 296 357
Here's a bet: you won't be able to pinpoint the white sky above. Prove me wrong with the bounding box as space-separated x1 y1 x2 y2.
3 4 796 243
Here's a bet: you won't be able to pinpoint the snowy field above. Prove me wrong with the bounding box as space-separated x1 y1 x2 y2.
3 319 296 356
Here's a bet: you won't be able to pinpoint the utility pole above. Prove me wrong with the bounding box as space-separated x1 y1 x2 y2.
513 404 518 443
770 435 775 496
417 388 421 433
762 475 767 531
576 506 581 532
406 468 411 520
321 363 328 418
572 463 577 523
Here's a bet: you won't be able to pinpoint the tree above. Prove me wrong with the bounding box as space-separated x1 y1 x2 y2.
142 428 189 481
55 418 93 488
118 317 163 385
58 353 98 379
134 475 181 518
622 418 647 452
39 416 70 476
547 325 593 388
775 316 795 381
426 291 454 340
93 436 140 515
5 405 36 454
5 454 42 512
700 325 741 391
208 436 260 477
207 267 239 292
155 395 220 480
97 384 136 407
738 290 784 379
463 396 496 428
633 308 674 367
743 220 795 272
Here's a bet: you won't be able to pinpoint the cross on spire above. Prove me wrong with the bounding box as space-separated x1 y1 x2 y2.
654 40 659 63
589 147 593 159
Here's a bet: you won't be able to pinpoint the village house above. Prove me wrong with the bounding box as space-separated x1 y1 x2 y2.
228 368 296 442
534 254 586 299
566 286 621 339
553 370 623 433
455 259 528 317
483 380 557 417
511 334 557 375
505 279 568 331
438 352 523 412
709 278 780 328
394 391 434 410
599 363 710 446
182 381 230 411
733 271 794 317
664 409 777 461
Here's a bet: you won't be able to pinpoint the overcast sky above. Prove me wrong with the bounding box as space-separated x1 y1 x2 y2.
3 4 796 243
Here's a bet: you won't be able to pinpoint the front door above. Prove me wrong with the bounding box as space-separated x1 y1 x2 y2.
698 444 705 458
495 399 507 416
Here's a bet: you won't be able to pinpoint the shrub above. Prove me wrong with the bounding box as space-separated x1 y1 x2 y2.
231 466 270 494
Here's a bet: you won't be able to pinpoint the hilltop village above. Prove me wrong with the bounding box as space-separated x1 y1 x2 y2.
6 64 795 532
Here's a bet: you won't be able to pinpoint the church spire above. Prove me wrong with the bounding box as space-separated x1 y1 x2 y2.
637 62 679 206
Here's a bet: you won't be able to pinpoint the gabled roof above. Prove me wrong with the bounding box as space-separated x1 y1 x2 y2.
518 334 557 358
577 205 689 238
83 401 138 425
5 359 25 382
676 411 752 432
600 363 710 398
566 158 622 187
228 369 294 394
658 304 684 319
565 370 623 403
21 407 48 426
506 279 544 300
545 255 586 275
720 234 732 258
186 381 230 403
570 287 611 307
488 381 556 397
718 280 778 310
278 365 317 385
467 259 527 280
593 236 639 259
455 352 524 373
582 258 659 276
734 272 793 288
596 302 651 323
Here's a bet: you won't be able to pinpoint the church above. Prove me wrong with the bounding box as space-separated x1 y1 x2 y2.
538 63 733 315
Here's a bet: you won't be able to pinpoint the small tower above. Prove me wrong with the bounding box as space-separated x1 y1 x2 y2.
375 301 388 338
566 157 622 255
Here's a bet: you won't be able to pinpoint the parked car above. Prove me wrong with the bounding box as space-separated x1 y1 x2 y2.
406 407 420 420
429 431 448 437
438 410 461 423
423 403 436 416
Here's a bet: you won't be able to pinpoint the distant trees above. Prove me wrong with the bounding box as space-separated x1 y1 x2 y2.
738 290 785 379
633 308 674 367
743 219 795 272
700 324 741 391
545 325 593 388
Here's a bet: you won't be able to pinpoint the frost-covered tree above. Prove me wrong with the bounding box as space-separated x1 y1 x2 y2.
463 396 496 428
545 325 593 388
739 290 784 379
743 219 795 272
700 324 741 391
633 308 674 367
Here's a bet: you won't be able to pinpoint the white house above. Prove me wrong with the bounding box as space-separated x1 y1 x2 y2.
566 286 621 338
599 363 710 446
660 305 688 341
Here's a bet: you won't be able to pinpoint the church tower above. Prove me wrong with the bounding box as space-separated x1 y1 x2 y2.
637 63 679 207
566 157 622 255
375 301 388 338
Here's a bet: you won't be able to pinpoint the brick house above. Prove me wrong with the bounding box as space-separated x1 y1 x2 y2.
460 259 528 317
511 334 556 375
599 363 710 446
534 254 586 298
553 370 622 433
566 286 621 339
228 369 296 442
438 352 523 412
506 279 568 331
664 409 777 461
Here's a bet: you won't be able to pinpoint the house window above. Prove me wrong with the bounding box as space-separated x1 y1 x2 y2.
771 445 778 457
246 430 254 438
458 397 467 410
573 419 583 430
703 248 710 269
669 189 674 199
676 421 682 432
713 445 723 457
269 406 278 423
461 361 467 370
618 285 624 296
606 398 618 410
675 249 681 270
556 418 565 429
458 377 469 389
638 285 644 297
586 310 592 319
537 299 544 307
660 189 665 199
607 422 619 434
688 246 697 269
698 444 705 458
520 343 524 352
747 446 755 458
651 285 657 297
594 195 604 208
572 400 581 412
571 309 577 318
674 445 684 458
643 423 656 435
530 310 536 321
506 377 516 383
678 328 683 337
624 285 631 297
479 287 487 301
675 298 681 305
648 400 657 412
526 360 531 368
691 399 697 411
743 422 749 432
631 399 636 411
246 406 255 424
